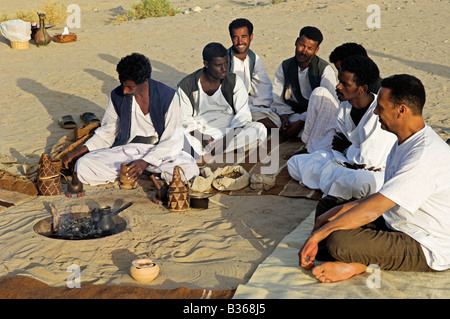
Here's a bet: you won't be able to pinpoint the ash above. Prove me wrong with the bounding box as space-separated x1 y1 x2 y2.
54 217 103 240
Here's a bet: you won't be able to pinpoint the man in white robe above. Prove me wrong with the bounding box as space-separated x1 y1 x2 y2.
177 42 267 163
299 74 450 283
227 18 280 129
271 26 339 153
63 53 199 185
288 56 397 200
328 42 382 94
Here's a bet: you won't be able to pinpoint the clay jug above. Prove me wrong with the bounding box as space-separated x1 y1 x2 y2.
34 13 51 46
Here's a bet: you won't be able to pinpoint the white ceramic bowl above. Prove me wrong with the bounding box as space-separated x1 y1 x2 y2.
130 258 160 283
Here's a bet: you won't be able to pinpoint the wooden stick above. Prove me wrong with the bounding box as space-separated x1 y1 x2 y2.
149 174 161 190
49 203 60 232
208 198 229 209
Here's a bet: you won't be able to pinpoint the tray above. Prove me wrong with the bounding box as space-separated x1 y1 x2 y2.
54 33 77 43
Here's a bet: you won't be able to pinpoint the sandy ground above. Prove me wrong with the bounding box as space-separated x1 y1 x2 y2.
0 0 449 297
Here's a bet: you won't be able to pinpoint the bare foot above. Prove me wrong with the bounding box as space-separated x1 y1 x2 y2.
312 261 366 283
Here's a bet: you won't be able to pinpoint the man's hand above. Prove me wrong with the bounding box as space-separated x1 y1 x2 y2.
332 132 351 153
281 119 304 138
298 237 319 270
343 163 381 171
125 159 150 181
63 146 89 169
257 117 278 129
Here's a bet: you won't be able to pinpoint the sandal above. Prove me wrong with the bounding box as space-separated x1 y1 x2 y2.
58 115 77 129
80 112 100 125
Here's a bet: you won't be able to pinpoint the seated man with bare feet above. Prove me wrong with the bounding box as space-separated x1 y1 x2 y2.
299 74 450 283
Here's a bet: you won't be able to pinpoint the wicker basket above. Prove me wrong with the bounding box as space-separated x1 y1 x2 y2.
37 153 63 196
167 166 190 212
10 41 29 50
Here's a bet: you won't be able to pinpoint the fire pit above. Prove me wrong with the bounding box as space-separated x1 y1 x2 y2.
34 203 130 240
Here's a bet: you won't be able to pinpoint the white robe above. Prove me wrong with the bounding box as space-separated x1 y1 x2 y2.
287 95 398 199
271 61 339 152
75 93 199 185
230 53 281 127
178 75 267 159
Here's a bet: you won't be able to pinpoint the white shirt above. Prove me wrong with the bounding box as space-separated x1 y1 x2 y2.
178 75 252 140
84 93 184 167
271 61 337 118
230 53 273 108
380 126 450 271
332 96 397 169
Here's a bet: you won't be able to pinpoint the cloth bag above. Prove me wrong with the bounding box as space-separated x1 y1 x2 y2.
212 166 250 191
190 167 215 193
0 20 31 42
249 174 276 191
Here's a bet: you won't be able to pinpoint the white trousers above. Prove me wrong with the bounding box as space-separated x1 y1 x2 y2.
301 87 339 153
287 151 385 199
185 122 267 158
75 144 199 186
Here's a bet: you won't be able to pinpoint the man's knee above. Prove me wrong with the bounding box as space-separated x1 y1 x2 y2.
251 121 269 142
308 87 339 114
315 195 349 219
325 230 354 262
350 171 379 198
310 86 330 98
74 155 89 175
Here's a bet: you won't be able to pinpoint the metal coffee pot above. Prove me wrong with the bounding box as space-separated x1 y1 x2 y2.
92 202 133 233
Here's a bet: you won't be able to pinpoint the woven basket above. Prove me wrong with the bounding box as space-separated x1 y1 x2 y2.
37 176 62 196
10 41 29 50
167 166 190 212
37 153 62 196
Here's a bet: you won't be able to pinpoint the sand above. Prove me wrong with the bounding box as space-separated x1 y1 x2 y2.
0 0 448 298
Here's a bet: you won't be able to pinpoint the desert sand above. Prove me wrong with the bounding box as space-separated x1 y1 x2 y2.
0 0 449 299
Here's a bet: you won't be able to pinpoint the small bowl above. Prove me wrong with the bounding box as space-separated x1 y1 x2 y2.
130 258 160 283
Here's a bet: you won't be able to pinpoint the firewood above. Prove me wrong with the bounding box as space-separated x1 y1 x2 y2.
49 203 59 232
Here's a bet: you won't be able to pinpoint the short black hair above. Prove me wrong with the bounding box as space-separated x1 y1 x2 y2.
116 53 152 85
229 18 253 36
299 26 323 45
202 42 227 63
340 55 380 90
381 74 426 115
329 42 368 64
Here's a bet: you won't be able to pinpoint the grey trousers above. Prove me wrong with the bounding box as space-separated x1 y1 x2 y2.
315 196 433 272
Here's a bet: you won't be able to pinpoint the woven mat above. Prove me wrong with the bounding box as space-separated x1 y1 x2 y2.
0 276 235 299
203 137 323 199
